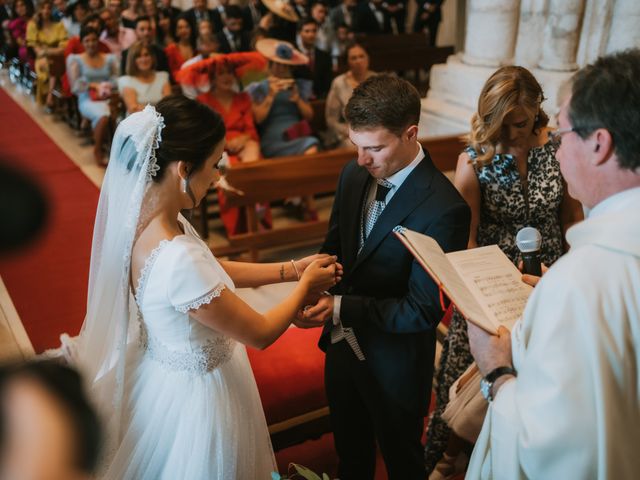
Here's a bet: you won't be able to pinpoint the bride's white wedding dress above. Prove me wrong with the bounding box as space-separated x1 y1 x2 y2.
103 217 276 479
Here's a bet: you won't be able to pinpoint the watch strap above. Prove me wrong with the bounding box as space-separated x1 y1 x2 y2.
485 366 517 383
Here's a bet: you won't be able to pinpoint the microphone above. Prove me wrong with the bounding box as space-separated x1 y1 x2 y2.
516 227 542 276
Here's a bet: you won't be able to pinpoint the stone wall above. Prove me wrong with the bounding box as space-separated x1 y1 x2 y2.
419 0 640 137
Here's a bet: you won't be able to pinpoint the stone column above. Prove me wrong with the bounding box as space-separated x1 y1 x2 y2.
605 0 640 54
462 0 521 67
538 0 586 71
575 0 614 67
514 0 547 68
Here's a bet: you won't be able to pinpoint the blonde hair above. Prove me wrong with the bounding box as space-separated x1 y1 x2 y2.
126 42 156 77
468 66 549 165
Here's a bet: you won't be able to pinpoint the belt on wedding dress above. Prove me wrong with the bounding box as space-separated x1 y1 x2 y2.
138 320 236 375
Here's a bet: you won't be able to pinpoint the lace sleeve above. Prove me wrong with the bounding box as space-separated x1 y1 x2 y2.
173 283 226 313
166 238 227 314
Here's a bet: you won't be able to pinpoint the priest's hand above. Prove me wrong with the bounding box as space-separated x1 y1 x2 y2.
467 323 513 378
519 261 548 287
293 295 334 329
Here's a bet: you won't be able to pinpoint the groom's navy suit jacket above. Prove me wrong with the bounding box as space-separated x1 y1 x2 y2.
319 152 470 415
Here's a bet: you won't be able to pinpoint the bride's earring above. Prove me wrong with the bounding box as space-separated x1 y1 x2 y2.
181 178 187 193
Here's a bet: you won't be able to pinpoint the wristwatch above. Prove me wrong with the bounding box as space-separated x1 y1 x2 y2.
480 366 517 402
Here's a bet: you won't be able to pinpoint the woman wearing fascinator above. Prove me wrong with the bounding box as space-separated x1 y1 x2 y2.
52 95 342 479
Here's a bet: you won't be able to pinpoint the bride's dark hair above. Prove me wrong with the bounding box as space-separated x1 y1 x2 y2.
153 95 226 181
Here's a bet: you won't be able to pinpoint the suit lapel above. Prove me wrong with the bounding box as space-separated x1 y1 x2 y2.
352 158 435 272
342 166 371 272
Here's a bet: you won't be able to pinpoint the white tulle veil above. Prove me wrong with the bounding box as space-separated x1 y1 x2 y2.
70 105 165 466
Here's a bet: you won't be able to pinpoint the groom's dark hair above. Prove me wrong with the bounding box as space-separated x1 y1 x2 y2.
345 74 421 136
153 95 226 181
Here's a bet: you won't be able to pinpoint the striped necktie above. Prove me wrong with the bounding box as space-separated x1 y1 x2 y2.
363 178 393 241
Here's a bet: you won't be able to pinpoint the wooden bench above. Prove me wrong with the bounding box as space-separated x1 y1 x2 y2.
207 134 466 260
345 34 454 89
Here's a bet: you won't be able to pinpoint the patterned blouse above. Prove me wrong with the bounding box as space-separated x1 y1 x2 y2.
467 141 565 265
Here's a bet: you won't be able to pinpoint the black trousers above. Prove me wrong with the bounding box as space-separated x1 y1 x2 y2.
325 340 426 480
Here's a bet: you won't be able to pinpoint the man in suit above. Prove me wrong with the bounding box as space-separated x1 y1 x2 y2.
294 18 333 98
120 16 169 76
329 0 356 30
413 0 444 46
185 0 223 34
381 0 407 33
216 5 251 53
353 0 391 34
297 74 470 479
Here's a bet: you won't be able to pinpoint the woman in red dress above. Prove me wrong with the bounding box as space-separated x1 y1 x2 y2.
178 52 271 236
164 14 195 79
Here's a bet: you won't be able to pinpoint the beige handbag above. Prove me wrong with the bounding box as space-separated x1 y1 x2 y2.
441 363 488 443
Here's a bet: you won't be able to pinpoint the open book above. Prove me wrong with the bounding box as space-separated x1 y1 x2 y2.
394 227 533 333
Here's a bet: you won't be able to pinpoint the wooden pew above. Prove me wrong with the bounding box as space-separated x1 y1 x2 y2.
346 34 454 89
209 134 466 260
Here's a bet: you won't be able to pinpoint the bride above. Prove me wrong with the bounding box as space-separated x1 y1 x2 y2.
66 95 341 479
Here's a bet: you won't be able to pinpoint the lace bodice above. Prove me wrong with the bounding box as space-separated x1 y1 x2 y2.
133 218 236 375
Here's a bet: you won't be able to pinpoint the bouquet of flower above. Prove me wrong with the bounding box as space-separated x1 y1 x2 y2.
272 463 332 480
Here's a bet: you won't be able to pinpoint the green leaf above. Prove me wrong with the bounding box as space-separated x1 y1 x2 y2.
322 474 330 480
289 463 323 480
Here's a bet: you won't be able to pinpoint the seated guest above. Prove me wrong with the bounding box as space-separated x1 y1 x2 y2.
294 18 332 98
325 42 374 147
413 0 443 46
61 0 88 37
250 38 319 220
424 65 584 477
158 0 179 24
291 0 309 21
120 0 143 29
466 48 640 479
309 1 332 52
352 0 390 34
185 0 222 34
26 0 68 107
88 0 103 12
164 14 195 80
118 41 170 114
329 0 356 30
216 5 251 53
98 7 136 56
120 15 169 78
156 5 175 46
62 13 110 97
330 22 351 71
248 38 318 158
67 25 118 164
381 0 406 33
141 0 158 39
7 0 34 66
0 361 101 480
242 0 267 32
178 32 220 98
179 52 271 234
194 53 264 163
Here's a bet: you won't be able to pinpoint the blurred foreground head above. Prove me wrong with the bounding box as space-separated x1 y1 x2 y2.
0 360 101 480
0 162 48 256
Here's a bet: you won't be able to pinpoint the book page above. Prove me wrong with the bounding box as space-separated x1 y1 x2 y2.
396 229 494 332
446 245 532 330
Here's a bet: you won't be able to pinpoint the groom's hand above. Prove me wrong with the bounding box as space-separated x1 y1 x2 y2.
294 295 334 329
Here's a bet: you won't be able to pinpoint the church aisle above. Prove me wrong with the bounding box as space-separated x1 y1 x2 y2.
0 87 99 353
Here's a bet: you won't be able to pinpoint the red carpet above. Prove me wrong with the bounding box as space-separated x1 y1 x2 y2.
0 88 99 352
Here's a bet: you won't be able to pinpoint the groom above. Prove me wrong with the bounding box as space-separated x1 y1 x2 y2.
297 74 470 479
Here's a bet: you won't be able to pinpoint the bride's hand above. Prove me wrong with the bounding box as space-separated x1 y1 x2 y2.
299 256 339 293
296 254 344 279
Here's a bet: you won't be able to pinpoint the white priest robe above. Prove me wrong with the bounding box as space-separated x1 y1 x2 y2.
467 186 640 479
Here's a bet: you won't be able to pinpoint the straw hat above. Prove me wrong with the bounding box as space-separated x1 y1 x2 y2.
261 0 299 23
255 38 309 66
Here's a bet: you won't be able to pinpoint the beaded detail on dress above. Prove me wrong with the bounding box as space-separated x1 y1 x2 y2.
138 318 236 375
